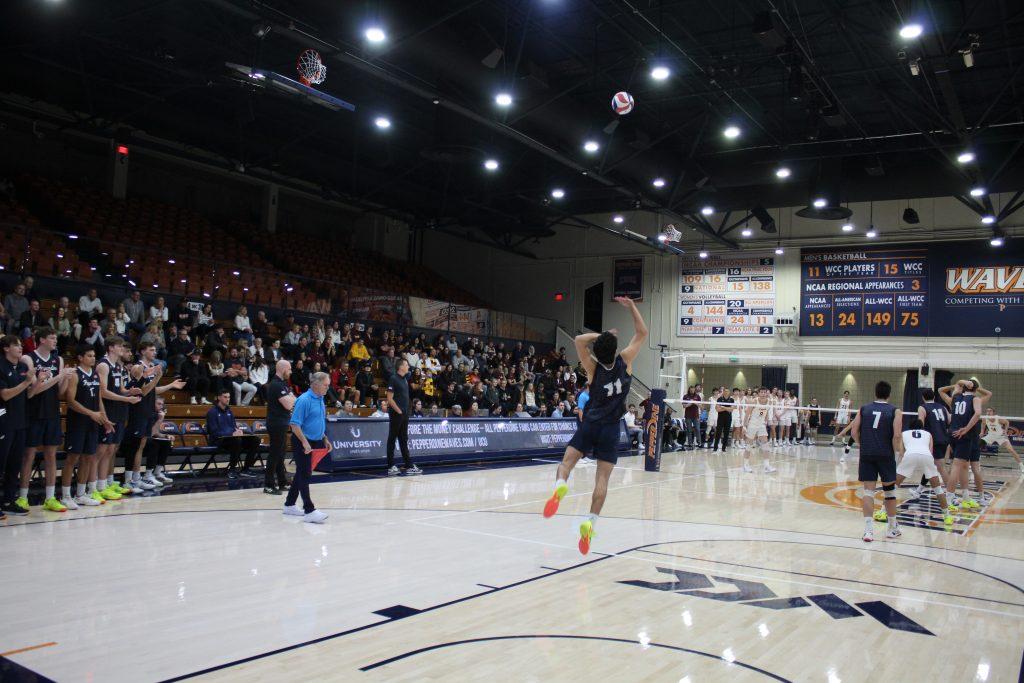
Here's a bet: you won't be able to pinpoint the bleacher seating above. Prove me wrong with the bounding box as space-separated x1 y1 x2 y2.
0 198 92 278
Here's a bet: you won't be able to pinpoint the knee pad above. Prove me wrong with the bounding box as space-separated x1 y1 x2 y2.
882 483 896 499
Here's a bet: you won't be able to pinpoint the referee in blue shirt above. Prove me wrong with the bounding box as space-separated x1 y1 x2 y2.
284 371 330 523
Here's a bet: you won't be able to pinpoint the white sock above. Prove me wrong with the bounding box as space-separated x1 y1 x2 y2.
107 475 114 487
78 483 87 496
86 481 95 494
61 486 71 498
45 485 55 500
155 465 164 475
864 517 873 529
555 478 566 490
145 469 154 478
888 519 898 530
19 487 28 499
587 512 598 526
133 470 142 482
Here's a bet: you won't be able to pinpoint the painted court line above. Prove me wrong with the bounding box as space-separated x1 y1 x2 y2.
0 642 57 657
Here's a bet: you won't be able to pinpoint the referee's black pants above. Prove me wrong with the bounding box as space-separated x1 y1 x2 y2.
286 435 321 514
265 427 289 489
386 411 412 469
713 418 732 451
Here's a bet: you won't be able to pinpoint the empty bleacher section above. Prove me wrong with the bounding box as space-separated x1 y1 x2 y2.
0 196 92 279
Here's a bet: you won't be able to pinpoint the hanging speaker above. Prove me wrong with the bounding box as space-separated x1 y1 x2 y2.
752 205 776 233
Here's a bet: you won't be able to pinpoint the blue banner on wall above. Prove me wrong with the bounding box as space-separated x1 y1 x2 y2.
800 241 1024 337
319 416 628 471
613 257 644 300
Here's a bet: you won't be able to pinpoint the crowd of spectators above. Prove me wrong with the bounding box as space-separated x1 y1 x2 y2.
0 277 587 418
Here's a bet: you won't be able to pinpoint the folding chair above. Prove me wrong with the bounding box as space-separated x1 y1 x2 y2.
182 421 220 474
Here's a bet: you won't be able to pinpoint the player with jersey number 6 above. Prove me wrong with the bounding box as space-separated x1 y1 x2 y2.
891 415 955 528
542 296 646 555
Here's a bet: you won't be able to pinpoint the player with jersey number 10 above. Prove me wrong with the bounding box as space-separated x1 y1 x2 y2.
542 296 647 555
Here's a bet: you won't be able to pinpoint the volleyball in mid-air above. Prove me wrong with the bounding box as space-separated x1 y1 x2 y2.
612 91 634 115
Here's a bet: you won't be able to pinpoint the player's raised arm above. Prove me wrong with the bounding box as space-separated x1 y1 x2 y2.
937 383 955 408
573 332 600 379
614 297 647 370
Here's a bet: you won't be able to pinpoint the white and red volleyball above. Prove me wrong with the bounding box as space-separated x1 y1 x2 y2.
612 91 634 115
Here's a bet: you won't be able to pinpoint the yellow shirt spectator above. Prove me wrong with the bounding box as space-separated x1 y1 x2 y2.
348 341 370 361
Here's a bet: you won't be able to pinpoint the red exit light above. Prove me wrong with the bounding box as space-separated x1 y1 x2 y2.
116 144 129 156
554 292 564 301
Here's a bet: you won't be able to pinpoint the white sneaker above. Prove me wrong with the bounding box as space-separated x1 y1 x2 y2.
742 463 753 473
200 397 211 405
155 471 173 485
126 479 144 494
406 464 423 475
190 397 197 405
282 504 304 516
142 475 163 488
61 496 79 511
863 528 874 543
76 493 100 507
137 477 157 490
579 457 595 465
387 465 401 476
764 464 777 473
303 509 328 524
886 526 902 538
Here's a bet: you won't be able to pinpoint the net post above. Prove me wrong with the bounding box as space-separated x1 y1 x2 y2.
643 388 667 472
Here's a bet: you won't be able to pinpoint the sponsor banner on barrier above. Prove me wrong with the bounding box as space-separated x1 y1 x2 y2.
320 417 627 470
613 257 644 300
342 289 411 325
409 297 489 335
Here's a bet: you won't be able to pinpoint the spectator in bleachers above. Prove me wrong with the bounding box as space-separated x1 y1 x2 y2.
78 287 103 325
49 306 73 355
193 303 215 342
348 335 370 364
3 283 28 335
248 354 268 401
180 348 211 405
313 319 327 346
452 404 465 417
234 306 254 346
121 290 146 336
354 362 375 406
537 402 548 417
167 326 196 372
148 296 169 326
370 400 388 418
83 319 105 358
205 390 259 479
248 336 267 362
267 338 283 363
21 277 34 301
523 381 539 416
114 303 130 336
552 401 566 418
226 346 257 406
291 358 310 394
283 324 301 357
207 350 226 396
18 300 45 336
173 299 193 331
329 321 342 351
204 323 228 359
251 310 269 342
379 346 397 381
514 403 531 418
140 323 167 365
101 308 119 337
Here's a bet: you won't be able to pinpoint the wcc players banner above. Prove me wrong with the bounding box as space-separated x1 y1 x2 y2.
678 253 776 336
801 241 1024 337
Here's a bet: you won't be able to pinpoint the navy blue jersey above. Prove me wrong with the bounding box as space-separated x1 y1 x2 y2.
859 401 896 457
99 357 128 423
128 364 159 423
923 400 950 445
0 357 30 430
68 367 101 428
26 350 60 420
950 393 979 437
584 356 631 425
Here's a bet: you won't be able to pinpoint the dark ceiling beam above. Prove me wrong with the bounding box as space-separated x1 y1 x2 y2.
716 211 732 235
199 0 737 249
997 190 1023 221
374 0 489 57
974 61 1024 131
600 109 707 174
987 133 1024 186
719 213 754 238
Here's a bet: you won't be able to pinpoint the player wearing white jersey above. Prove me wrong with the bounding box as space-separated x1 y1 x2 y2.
732 389 747 449
767 389 779 446
780 390 797 445
893 418 955 527
830 391 852 445
981 408 1022 473
742 388 776 474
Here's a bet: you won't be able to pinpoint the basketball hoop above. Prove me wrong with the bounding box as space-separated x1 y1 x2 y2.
297 49 327 86
662 223 682 243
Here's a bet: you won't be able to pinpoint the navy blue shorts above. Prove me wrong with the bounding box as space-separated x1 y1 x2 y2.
952 437 980 462
26 418 63 448
99 421 126 445
128 415 157 439
66 423 100 456
859 455 897 483
568 421 621 463
931 441 949 459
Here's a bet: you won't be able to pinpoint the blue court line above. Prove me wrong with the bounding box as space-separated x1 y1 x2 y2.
358 634 792 681
633 547 1024 608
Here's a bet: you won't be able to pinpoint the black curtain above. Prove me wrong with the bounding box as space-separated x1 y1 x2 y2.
761 366 787 389
902 369 920 414
935 369 954 392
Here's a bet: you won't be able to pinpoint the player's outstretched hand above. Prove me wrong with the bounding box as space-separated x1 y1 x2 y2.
613 296 635 307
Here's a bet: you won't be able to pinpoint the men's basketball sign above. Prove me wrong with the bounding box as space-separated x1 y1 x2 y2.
801 241 1024 337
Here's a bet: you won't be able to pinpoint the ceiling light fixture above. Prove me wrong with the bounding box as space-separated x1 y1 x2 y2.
495 92 513 107
701 206 714 216
957 150 975 164
775 166 791 179
774 243 784 255
374 116 391 129
969 186 986 197
841 223 854 232
899 24 923 40
812 197 827 208
583 140 600 153
741 228 753 237
652 178 666 188
551 188 565 199
650 65 671 81
866 227 878 238
612 215 624 224
981 215 995 224
699 250 709 259
365 27 386 43
723 125 741 139
483 158 499 171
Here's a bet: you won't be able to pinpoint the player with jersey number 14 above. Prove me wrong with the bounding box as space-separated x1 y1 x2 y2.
542 296 646 555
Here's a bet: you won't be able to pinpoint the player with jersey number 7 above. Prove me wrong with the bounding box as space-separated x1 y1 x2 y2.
542 296 647 555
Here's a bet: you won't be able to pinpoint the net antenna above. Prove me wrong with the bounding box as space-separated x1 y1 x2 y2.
297 49 327 86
